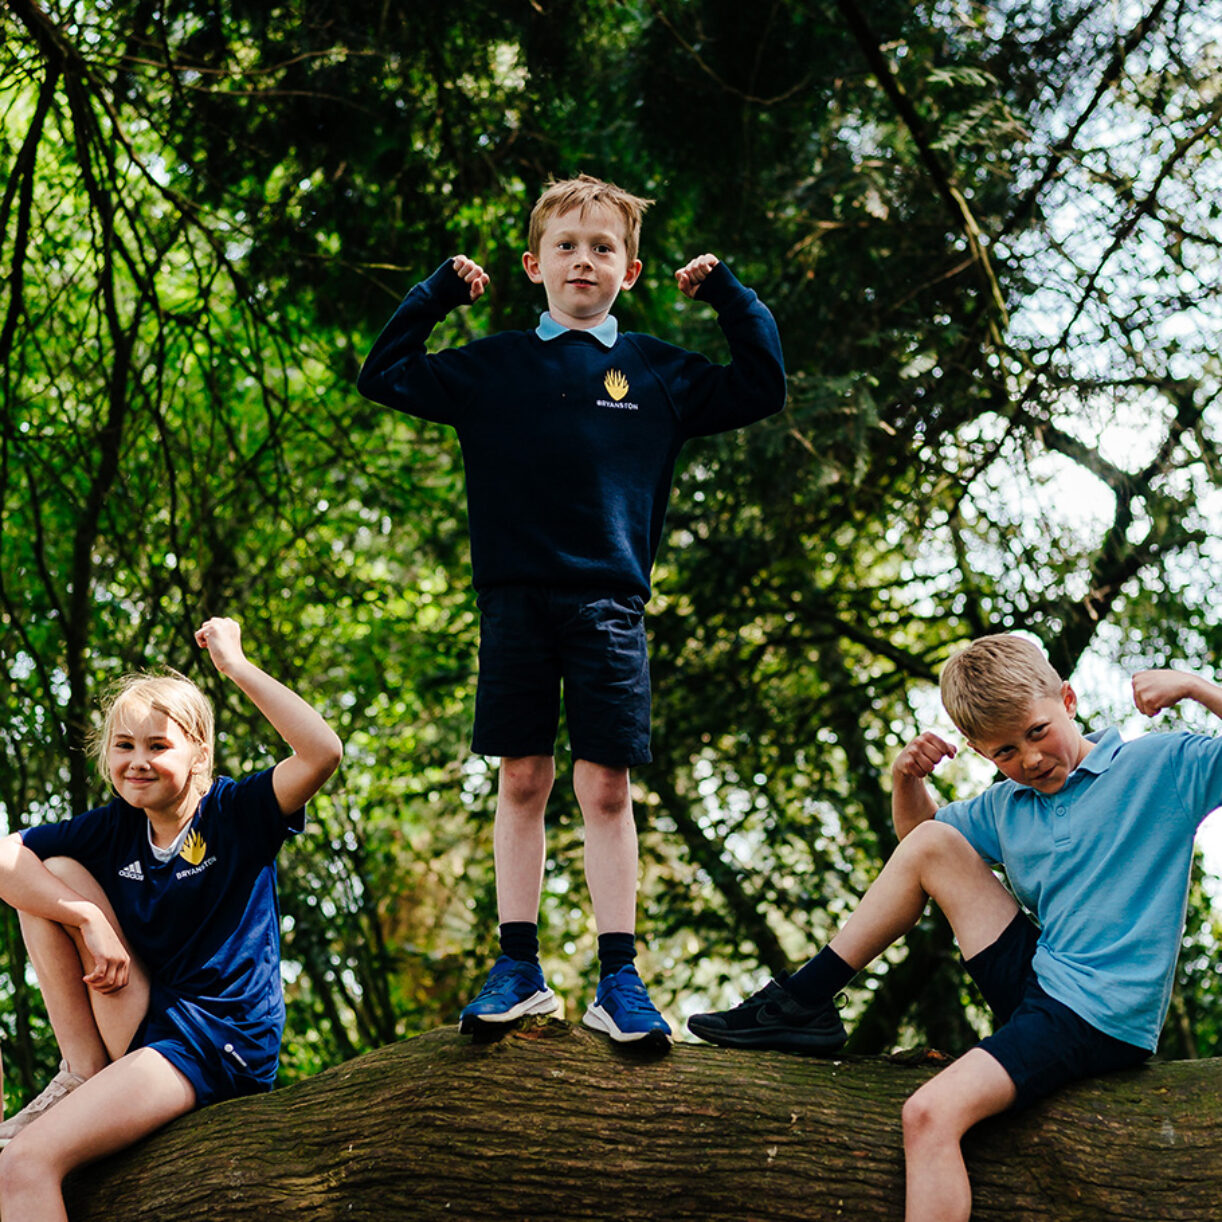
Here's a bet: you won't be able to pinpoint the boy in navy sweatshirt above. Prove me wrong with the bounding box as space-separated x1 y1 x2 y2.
358 174 785 1047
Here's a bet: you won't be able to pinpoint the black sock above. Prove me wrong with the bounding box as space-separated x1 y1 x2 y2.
597 931 637 979
499 921 540 965
782 946 856 1006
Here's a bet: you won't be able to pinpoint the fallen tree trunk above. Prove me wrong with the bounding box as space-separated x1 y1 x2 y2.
65 1019 1221 1220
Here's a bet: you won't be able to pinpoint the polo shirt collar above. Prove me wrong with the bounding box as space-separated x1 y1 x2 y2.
536 311 619 349
1074 726 1123 776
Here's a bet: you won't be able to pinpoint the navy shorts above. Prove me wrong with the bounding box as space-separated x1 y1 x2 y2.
130 992 278 1109
964 912 1150 1112
472 586 652 767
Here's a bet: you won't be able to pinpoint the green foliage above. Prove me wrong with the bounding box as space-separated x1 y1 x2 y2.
3 0 1222 1107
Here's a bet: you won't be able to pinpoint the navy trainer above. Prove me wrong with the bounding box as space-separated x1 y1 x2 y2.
583 965 673 1047
459 956 557 1034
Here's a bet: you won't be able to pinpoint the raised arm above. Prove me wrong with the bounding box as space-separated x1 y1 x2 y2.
891 731 958 840
668 255 786 437
355 257 485 421
1132 669 1222 721
195 618 342 816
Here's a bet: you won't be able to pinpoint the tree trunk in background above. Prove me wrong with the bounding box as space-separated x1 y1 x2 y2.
64 1019 1222 1220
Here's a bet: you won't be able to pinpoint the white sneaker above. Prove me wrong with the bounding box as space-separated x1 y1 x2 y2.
0 1062 86 1147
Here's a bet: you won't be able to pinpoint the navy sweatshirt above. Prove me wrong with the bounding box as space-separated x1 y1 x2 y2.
357 260 786 597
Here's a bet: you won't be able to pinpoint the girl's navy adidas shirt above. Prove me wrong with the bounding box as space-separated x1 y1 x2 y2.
22 769 301 1097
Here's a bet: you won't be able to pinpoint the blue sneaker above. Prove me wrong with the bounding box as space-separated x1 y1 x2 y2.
583 965 673 1047
459 956 557 1034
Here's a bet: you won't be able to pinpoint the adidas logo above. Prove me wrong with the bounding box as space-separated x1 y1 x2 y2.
118 860 144 881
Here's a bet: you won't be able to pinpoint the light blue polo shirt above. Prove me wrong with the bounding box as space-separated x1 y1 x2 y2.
936 727 1222 1049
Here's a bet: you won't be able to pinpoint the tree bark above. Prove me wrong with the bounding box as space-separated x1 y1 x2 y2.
64 1019 1221 1220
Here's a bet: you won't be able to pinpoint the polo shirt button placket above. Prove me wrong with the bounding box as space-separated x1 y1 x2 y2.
1054 801 1070 847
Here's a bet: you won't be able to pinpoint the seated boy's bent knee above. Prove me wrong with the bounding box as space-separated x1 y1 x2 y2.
900 820 977 864
901 1088 939 1139
901 1076 973 1146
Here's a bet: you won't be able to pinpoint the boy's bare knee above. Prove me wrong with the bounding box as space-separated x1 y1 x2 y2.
901 1088 931 1134
498 756 553 805
901 1086 946 1146
574 762 630 821
899 820 975 866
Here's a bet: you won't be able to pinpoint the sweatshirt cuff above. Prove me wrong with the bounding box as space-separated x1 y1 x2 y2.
424 259 476 313
693 262 751 313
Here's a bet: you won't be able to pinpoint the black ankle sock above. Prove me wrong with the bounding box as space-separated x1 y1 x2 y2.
597 931 637 979
782 946 856 1006
499 921 540 965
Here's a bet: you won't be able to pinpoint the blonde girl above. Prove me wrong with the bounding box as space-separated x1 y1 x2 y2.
0 618 341 1222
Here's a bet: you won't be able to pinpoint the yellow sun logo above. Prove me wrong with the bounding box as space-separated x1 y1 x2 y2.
179 829 207 866
604 369 629 401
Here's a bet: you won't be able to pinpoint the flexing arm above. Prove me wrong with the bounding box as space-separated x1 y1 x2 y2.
195 618 342 816
670 256 787 437
355 257 485 422
891 731 958 840
1133 670 1222 721
0 834 131 992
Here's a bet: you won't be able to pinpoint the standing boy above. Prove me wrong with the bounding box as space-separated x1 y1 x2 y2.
357 175 785 1046
689 634 1222 1219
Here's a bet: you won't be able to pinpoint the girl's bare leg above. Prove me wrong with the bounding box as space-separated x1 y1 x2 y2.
0 1048 195 1222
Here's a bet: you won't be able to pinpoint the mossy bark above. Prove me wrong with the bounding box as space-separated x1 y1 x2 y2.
64 1019 1222 1220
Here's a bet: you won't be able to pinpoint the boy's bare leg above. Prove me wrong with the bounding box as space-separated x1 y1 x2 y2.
829 820 1019 969
0 1048 195 1222
573 760 636 933
901 1047 1017 1222
493 755 554 923
19 858 149 1074
822 821 1019 1222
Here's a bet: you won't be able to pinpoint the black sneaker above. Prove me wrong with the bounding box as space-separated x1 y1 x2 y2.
687 977 846 1053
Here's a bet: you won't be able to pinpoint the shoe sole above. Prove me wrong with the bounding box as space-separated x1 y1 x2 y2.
459 988 557 1035
583 1003 673 1048
686 1020 846 1054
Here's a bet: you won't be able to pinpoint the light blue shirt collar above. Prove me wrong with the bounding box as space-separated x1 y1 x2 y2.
1075 726 1122 776
536 312 618 349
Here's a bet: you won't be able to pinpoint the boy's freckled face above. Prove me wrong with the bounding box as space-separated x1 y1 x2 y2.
969 683 1093 795
522 202 642 331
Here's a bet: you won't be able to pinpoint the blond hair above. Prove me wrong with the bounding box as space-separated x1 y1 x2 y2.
939 634 1063 741
90 671 214 792
527 174 653 265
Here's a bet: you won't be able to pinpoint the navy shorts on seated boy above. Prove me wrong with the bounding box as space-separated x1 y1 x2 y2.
357 174 786 1047
688 634 1222 1222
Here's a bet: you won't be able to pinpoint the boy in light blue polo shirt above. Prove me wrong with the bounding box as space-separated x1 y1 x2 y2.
688 634 1222 1222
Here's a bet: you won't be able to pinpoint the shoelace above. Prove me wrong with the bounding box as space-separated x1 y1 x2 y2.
24 1073 77 1116
608 975 656 1014
482 963 538 999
